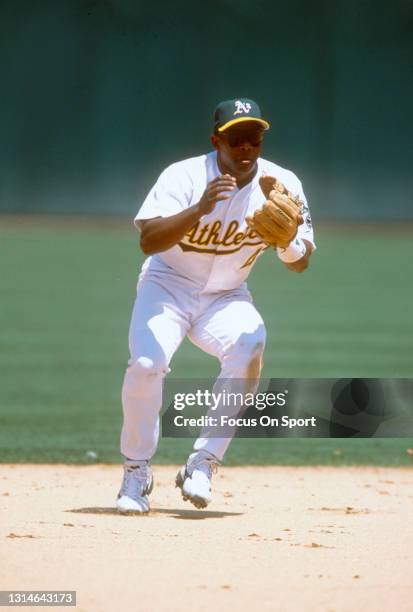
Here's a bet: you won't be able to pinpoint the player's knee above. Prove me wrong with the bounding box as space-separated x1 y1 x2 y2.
246 345 264 378
237 336 266 359
127 355 168 381
228 335 266 377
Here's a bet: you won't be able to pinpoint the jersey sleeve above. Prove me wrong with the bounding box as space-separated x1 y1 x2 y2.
134 163 193 227
295 180 316 250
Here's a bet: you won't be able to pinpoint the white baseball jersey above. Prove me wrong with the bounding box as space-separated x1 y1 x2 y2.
135 151 315 293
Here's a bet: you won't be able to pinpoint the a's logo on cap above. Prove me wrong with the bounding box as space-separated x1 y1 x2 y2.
234 100 252 116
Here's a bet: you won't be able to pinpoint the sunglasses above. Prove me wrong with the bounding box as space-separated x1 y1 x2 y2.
221 131 264 148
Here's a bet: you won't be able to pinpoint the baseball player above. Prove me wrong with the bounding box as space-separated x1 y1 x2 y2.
117 98 315 513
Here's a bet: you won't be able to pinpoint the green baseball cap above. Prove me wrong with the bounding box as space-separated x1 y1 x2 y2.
214 98 270 132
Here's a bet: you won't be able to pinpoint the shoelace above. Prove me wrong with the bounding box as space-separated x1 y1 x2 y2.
188 453 220 479
123 462 151 497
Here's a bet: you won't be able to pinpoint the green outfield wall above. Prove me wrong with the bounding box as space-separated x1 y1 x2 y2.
1 0 412 218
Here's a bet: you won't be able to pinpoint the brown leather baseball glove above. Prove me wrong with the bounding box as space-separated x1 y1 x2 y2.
246 176 304 249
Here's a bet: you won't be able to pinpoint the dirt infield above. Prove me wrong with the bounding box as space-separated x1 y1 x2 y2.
1 465 412 612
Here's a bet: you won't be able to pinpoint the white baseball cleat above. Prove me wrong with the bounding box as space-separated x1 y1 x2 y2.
117 460 153 514
176 450 220 509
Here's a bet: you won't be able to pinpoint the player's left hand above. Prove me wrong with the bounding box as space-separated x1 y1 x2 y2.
246 176 303 249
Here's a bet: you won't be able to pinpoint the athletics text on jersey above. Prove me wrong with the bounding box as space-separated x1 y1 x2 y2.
135 152 315 292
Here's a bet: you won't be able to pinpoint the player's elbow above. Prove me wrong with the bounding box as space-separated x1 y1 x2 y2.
140 236 157 255
139 219 168 255
140 240 161 255
139 227 158 255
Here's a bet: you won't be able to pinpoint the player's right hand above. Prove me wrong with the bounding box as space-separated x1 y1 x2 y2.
198 174 237 215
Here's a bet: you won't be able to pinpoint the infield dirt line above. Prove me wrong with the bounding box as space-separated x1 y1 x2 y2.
1 465 412 612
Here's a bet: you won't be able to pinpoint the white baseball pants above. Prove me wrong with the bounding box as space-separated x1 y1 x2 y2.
121 273 266 461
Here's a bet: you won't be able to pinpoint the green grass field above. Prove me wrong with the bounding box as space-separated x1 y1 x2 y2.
1 217 412 465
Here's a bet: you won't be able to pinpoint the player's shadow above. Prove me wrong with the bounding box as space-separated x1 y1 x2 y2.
67 507 242 520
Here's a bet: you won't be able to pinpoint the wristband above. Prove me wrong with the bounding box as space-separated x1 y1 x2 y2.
277 238 306 263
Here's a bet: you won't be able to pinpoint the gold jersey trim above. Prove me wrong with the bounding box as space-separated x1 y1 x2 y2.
178 241 263 255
